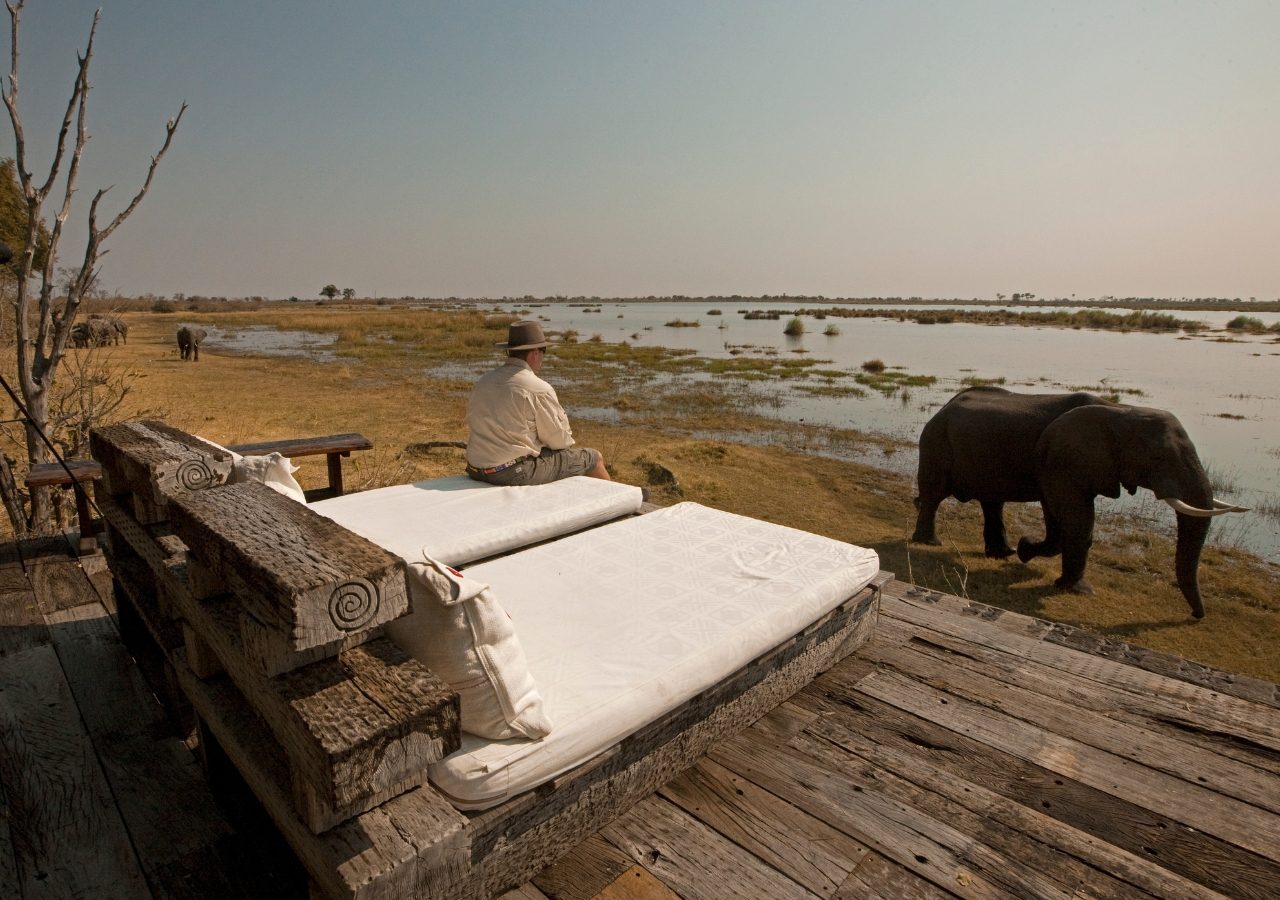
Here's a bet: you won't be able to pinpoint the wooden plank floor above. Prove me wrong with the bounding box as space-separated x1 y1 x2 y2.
3 543 1278 899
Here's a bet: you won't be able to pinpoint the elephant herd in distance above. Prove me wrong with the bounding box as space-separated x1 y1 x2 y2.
70 315 128 347
68 318 206 361
912 386 1248 620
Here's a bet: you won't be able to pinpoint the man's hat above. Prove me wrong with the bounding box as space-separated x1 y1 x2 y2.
496 320 549 350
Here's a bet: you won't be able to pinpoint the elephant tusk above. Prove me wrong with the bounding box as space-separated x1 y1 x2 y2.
1164 498 1245 517
1212 499 1251 513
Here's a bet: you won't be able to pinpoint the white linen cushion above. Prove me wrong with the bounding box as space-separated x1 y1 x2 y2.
310 475 642 566
426 502 880 808
190 434 306 503
387 557 552 740
229 451 307 504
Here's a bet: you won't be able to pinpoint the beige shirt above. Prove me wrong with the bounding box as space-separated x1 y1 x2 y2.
466 358 575 468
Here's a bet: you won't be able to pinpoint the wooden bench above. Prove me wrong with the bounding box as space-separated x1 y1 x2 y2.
22 432 371 554
26 459 104 553
89 419 886 899
229 433 372 501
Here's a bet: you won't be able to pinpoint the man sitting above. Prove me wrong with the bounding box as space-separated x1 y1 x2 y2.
465 320 610 486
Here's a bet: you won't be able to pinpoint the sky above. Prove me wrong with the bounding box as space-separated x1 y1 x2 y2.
3 1 1277 301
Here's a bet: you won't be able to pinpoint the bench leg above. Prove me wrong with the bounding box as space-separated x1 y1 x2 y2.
73 485 97 554
325 452 346 497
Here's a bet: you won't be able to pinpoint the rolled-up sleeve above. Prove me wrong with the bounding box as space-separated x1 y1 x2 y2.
532 389 574 449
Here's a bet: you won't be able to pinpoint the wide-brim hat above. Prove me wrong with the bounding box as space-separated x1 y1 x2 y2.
496 319 549 350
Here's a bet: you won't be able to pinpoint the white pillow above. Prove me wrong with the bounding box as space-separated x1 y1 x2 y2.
388 557 552 740
229 451 307 504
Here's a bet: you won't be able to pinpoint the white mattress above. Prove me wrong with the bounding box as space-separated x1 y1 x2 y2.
310 475 643 566
427 502 879 809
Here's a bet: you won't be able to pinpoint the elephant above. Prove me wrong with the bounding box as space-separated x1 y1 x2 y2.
911 386 1247 618
70 318 115 348
177 325 207 361
87 314 127 345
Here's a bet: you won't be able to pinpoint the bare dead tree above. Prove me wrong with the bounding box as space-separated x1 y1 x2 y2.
1 1 185 533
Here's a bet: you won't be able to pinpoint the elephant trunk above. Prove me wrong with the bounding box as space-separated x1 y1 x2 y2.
1174 512 1210 619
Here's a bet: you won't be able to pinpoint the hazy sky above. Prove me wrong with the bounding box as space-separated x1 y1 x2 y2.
4 1 1277 300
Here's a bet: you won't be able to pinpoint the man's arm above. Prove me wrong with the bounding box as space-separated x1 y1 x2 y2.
532 391 574 450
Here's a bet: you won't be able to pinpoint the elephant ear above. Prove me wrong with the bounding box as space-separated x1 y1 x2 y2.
1037 407 1125 499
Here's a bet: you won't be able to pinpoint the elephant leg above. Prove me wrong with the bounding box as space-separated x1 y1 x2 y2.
980 501 1014 558
910 494 943 545
1054 499 1095 594
193 344 200 362
1017 508 1062 562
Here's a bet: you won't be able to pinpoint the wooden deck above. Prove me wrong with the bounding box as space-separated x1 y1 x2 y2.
2 539 1277 899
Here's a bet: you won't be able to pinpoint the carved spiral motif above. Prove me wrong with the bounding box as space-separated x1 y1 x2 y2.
329 578 379 631
175 458 216 491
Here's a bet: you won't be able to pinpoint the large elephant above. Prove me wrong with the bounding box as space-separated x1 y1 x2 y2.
912 386 1246 618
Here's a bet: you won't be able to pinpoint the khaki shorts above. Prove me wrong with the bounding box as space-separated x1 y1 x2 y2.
468 446 600 487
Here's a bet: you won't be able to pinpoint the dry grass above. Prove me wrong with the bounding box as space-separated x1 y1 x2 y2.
9 306 1277 682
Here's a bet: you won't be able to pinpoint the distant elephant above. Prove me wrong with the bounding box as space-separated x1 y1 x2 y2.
88 314 127 345
70 318 115 348
911 386 1246 618
177 325 207 361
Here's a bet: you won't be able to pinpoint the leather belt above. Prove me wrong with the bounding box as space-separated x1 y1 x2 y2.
466 456 530 475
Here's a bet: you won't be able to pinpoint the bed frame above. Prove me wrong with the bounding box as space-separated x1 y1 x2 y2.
90 420 887 900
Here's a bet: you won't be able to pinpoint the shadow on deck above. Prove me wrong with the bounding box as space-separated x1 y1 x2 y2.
2 537 1277 899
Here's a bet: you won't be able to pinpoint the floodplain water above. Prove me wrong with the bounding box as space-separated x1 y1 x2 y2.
512 302 1280 562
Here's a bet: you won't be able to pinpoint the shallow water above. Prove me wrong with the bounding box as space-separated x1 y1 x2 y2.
510 301 1280 562
199 324 349 362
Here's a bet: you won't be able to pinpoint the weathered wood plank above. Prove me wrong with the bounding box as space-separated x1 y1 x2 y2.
0 587 46 655
24 458 103 488
804 662 1280 899
853 668 1280 863
591 866 683 900
104 494 460 829
230 433 373 459
497 883 552 900
709 729 1050 899
788 696 1225 900
0 778 18 899
600 794 818 900
166 481 409 674
873 617 1280 776
880 592 1280 742
859 637 1280 814
659 758 870 898
1042 620 1280 710
884 585 1280 708
833 851 955 900
36 597 267 900
884 580 1054 642
90 420 234 522
172 655 473 900
531 833 635 900
0 644 151 899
